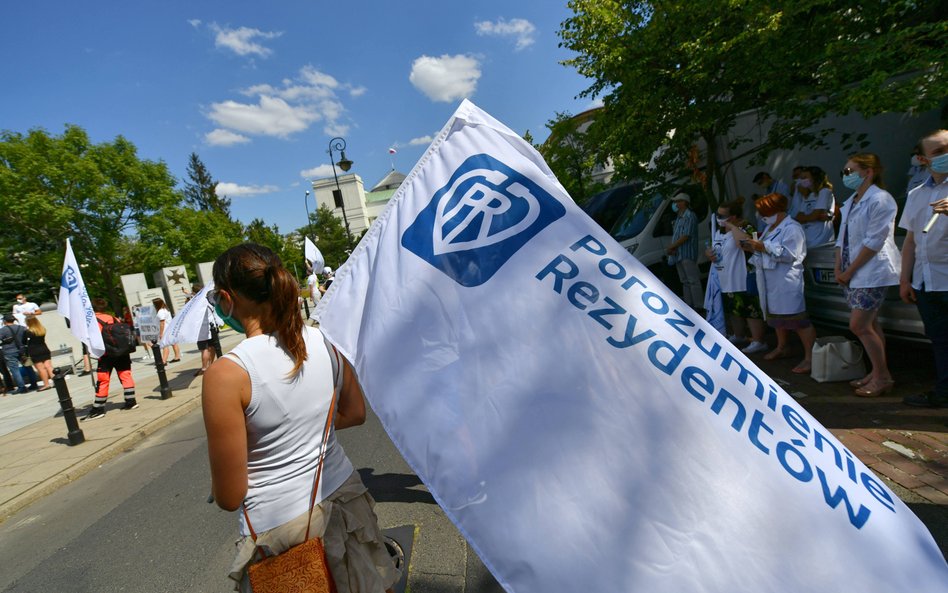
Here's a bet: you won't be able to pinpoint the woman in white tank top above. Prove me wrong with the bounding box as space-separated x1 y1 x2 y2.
202 243 398 592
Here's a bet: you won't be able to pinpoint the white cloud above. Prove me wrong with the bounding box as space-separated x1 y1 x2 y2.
474 18 536 50
204 65 358 143
349 86 367 97
204 128 250 146
409 54 481 103
207 96 319 137
409 135 433 146
211 23 282 57
188 19 202 28
300 164 335 179
216 182 279 197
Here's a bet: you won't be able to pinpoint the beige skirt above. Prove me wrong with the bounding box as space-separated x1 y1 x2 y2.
229 470 399 593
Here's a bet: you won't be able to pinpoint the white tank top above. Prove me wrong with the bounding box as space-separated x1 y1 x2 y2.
226 326 354 535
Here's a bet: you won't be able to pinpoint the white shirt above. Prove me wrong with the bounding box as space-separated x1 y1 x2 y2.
12 301 40 326
835 184 901 289
227 327 353 535
754 217 807 315
798 187 836 247
898 174 948 291
307 273 320 301
711 226 748 293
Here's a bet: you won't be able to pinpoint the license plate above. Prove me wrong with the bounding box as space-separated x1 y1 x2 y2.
813 268 836 285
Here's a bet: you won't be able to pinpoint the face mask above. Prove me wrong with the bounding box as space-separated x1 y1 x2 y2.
911 155 923 167
842 172 864 190
930 153 948 174
796 178 812 189
671 202 679 213
716 216 729 226
761 214 778 226
215 302 245 334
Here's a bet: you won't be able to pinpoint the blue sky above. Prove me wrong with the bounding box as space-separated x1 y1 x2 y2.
2 1 599 234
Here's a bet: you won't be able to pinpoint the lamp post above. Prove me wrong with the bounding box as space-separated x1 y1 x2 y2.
328 136 354 250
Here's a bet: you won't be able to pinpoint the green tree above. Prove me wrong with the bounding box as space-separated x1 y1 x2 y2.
301 204 352 272
559 0 948 203
0 125 181 310
184 152 231 216
539 112 607 205
133 206 244 278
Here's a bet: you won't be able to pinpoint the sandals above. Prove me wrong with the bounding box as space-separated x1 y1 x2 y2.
791 361 812 374
763 349 794 361
854 379 895 398
849 375 872 389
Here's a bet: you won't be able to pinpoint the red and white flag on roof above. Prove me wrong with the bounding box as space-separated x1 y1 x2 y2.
388 147 397 155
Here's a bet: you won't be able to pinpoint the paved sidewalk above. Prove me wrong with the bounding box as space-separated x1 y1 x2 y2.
0 331 243 523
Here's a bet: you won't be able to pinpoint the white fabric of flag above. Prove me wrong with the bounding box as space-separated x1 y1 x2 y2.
316 100 948 592
305 237 324 271
57 238 105 358
159 282 214 347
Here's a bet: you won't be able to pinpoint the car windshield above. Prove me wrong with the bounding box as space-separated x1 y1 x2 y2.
610 192 664 241
581 183 640 233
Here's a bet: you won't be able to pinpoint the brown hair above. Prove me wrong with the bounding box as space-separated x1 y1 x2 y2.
755 192 788 217
213 243 306 376
92 297 109 313
718 197 744 217
152 298 166 311
848 152 885 189
26 316 46 337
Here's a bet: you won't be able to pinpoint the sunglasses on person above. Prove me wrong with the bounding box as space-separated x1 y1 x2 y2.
840 167 857 177
206 289 221 306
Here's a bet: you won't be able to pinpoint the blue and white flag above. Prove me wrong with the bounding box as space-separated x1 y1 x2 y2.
57 238 105 358
317 100 947 592
305 236 324 272
159 282 214 347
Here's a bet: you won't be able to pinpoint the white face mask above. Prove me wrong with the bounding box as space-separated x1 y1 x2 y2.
761 214 778 226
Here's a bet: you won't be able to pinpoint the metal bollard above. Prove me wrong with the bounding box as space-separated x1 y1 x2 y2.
302 298 311 320
151 341 173 399
53 369 85 446
211 324 223 358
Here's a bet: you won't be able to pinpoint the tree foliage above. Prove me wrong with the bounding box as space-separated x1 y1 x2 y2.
539 112 608 204
301 204 353 272
559 0 948 202
184 152 231 216
0 125 181 309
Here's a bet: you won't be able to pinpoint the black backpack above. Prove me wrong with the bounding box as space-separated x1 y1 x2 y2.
100 316 137 357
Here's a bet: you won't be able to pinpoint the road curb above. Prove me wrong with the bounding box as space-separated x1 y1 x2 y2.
0 393 203 524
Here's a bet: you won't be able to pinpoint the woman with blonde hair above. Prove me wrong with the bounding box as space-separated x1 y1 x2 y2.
25 316 54 390
203 243 397 592
836 152 901 397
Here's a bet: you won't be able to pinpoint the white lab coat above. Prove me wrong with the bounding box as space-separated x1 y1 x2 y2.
754 216 807 316
711 226 748 293
835 184 901 289
799 187 836 247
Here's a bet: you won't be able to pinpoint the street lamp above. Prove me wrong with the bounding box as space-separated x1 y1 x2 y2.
328 137 354 249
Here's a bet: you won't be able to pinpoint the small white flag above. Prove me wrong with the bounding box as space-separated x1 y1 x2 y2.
57 239 105 358
160 282 214 347
317 100 948 593
304 236 324 271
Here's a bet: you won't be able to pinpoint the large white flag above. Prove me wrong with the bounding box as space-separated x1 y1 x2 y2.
305 237 324 271
317 100 948 592
57 238 105 358
159 282 214 347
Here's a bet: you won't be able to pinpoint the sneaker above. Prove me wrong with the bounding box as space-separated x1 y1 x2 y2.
121 399 139 411
741 341 769 354
84 407 106 421
903 391 948 409
13 389 28 395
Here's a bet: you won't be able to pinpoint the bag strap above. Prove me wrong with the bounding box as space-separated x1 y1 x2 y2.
242 350 341 547
10 325 24 351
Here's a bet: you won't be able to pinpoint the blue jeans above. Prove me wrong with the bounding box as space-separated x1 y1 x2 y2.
2 351 25 392
916 288 948 398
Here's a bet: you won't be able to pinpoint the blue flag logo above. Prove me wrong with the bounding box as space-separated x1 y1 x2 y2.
61 265 79 293
402 154 565 286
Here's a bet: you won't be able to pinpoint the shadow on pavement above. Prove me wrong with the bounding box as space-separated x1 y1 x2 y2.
358 468 437 505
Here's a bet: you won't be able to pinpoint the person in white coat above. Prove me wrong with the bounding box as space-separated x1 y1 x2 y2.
793 166 836 247
835 152 901 397
735 192 816 374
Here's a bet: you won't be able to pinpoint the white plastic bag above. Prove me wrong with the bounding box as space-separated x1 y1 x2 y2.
810 336 866 383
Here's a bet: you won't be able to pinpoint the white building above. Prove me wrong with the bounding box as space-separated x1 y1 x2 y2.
311 169 406 236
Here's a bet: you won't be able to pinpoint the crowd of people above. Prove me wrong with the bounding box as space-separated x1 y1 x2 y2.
686 129 948 406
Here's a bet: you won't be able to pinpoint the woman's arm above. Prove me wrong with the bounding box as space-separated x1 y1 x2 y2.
335 358 367 430
158 319 166 337
202 358 251 511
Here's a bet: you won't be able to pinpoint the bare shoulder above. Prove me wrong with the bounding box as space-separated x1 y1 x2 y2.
202 357 249 404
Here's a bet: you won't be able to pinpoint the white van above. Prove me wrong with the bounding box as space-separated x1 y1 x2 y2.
584 184 712 293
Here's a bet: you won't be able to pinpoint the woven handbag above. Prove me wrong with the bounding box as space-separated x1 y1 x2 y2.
244 380 340 593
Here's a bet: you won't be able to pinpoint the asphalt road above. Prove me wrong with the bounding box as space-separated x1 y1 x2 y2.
0 407 498 593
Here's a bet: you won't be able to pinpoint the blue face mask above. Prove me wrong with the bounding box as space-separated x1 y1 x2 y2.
215 302 245 334
671 202 679 213
929 153 948 174
842 172 864 190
